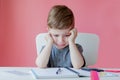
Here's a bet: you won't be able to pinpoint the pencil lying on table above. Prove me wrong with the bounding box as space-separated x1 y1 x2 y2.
81 67 120 73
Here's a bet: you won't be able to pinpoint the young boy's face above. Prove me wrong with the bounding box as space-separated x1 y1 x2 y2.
49 28 71 49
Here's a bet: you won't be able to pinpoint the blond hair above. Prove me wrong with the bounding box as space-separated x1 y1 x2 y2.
47 5 74 29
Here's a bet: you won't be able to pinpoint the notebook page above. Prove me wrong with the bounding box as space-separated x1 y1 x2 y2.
30 68 90 79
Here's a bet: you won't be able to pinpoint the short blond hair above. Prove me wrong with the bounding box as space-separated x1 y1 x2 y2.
47 5 74 29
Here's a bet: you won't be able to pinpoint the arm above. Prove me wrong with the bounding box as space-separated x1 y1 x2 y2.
35 33 53 68
68 28 84 69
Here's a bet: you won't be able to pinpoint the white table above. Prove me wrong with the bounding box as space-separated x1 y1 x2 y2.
0 67 120 80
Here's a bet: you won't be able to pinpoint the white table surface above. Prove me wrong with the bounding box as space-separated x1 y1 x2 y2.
0 67 120 80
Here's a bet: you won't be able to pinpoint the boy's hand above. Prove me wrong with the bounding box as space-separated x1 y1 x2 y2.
45 32 54 44
68 28 77 44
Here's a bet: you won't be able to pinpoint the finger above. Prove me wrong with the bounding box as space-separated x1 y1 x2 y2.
70 29 74 36
73 28 78 36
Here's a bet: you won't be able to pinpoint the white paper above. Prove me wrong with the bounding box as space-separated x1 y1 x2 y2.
30 68 90 79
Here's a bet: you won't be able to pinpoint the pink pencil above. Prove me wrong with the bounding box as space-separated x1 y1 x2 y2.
91 71 99 80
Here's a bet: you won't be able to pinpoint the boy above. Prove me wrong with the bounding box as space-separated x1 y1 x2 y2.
36 5 85 69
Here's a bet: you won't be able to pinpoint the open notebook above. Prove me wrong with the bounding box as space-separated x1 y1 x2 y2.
30 67 90 79
30 67 118 79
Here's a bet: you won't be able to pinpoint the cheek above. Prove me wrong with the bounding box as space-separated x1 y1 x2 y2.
64 37 69 43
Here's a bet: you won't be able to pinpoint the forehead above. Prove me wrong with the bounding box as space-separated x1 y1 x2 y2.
49 28 70 34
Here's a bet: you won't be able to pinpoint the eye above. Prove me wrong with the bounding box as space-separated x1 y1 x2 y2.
65 34 70 37
54 35 59 37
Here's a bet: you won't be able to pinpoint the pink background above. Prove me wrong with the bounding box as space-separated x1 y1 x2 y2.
0 0 120 68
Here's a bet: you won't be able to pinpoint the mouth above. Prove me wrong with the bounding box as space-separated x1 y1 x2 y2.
56 44 66 48
57 44 65 46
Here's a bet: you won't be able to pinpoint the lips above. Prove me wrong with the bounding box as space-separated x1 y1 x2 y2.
57 44 65 47
56 44 66 49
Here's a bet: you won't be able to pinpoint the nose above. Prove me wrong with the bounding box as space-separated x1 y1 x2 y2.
58 36 64 43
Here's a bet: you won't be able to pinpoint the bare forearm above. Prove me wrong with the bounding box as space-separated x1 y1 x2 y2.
36 43 53 68
69 42 84 69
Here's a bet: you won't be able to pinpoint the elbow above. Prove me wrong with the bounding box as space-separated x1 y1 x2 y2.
35 62 46 69
73 62 85 69
35 59 40 67
73 65 82 69
35 59 46 68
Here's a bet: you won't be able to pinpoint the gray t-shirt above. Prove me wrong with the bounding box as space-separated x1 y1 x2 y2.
41 44 85 68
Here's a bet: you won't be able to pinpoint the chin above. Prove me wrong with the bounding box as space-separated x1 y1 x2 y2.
57 46 65 49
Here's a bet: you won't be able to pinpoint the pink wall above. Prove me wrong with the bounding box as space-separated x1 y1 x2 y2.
0 0 4 63
0 0 120 68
